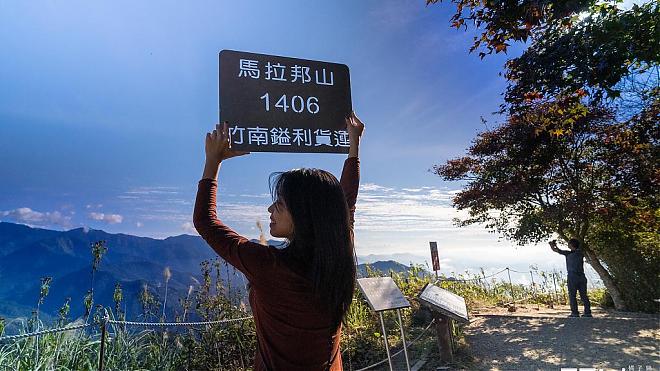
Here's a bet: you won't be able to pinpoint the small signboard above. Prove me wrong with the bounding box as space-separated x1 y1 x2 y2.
219 50 352 153
430 242 440 272
418 283 469 323
357 277 410 312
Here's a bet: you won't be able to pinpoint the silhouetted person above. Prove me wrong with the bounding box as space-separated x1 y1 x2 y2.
550 239 592 317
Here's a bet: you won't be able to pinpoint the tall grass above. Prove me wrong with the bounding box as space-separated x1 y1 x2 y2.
0 241 603 370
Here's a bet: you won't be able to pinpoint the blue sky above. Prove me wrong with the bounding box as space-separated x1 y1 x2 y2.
0 0 603 283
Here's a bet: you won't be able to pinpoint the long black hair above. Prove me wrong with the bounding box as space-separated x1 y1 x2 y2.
270 168 356 327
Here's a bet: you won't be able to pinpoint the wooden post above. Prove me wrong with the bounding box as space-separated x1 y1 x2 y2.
530 271 540 310
482 270 491 296
507 268 516 310
98 315 108 371
552 271 559 304
434 313 453 363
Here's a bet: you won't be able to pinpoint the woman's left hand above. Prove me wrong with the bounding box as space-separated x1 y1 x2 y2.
346 111 364 158
205 122 250 164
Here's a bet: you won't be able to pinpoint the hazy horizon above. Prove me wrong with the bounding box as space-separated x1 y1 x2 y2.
1 220 603 287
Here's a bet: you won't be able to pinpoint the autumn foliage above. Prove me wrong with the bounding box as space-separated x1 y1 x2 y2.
430 0 658 311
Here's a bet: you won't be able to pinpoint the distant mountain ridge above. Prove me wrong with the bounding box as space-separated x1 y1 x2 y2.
356 260 408 277
0 222 422 325
0 222 243 322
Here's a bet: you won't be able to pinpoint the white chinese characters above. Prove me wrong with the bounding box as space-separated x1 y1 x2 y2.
237 59 260 79
265 62 287 81
237 59 335 87
230 126 349 148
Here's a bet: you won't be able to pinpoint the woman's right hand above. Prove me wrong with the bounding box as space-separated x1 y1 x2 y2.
205 122 250 164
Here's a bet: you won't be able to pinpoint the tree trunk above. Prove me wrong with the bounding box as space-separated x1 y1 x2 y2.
583 247 627 311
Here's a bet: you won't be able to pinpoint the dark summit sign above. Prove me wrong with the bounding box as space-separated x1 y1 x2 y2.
219 50 352 153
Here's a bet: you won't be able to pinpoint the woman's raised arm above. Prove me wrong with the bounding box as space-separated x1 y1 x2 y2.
347 112 364 159
340 112 365 230
194 124 280 284
201 122 250 180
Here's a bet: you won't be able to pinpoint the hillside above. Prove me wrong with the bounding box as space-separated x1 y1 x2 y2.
0 222 244 321
0 222 420 323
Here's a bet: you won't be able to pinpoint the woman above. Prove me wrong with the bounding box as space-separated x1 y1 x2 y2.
193 113 365 370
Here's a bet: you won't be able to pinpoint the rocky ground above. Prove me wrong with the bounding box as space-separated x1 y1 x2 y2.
372 304 659 371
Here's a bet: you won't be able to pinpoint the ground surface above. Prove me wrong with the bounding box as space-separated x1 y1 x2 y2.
368 305 659 371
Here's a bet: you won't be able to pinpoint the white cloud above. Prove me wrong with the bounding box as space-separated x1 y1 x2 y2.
401 187 425 192
180 222 198 235
101 181 601 285
123 186 179 196
132 201 269 229
117 195 140 200
360 183 394 192
1 207 72 228
136 221 143 228
355 184 463 233
88 212 123 224
345 182 601 284
232 193 270 199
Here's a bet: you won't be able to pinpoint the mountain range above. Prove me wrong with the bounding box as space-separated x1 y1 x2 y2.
0 222 415 327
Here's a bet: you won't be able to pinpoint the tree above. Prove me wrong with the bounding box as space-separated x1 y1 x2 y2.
436 96 606 308
436 94 659 310
588 100 660 311
503 2 659 107
429 0 658 310
426 0 596 58
427 0 659 110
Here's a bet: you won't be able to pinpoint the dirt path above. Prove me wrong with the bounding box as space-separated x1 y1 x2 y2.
359 305 658 371
461 305 660 370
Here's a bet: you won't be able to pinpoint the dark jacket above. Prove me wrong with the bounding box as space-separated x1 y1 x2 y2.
556 248 585 275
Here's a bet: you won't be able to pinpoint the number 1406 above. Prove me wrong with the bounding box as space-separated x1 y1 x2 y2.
260 93 320 114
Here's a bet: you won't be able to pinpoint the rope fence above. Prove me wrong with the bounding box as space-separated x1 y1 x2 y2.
106 316 253 327
0 266 528 338
426 266 582 311
0 266 569 344
354 318 436 371
0 313 255 371
431 266 570 287
0 316 253 343
0 323 92 342
507 268 530 274
0 314 435 371
0 265 577 369
433 267 508 283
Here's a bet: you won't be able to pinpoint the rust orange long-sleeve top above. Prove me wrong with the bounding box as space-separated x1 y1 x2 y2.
193 157 359 371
